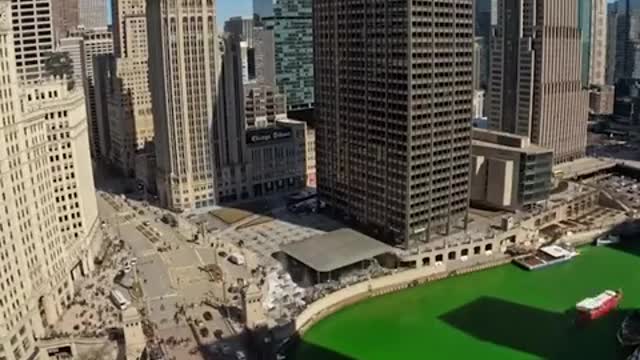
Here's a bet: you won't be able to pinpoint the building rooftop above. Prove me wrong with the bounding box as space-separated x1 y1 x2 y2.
472 139 550 155
553 157 615 179
471 128 551 154
280 229 396 272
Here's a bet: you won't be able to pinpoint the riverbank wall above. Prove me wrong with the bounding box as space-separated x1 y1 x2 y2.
294 256 512 335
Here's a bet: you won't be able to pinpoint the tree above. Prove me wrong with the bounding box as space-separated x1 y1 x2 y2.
44 52 75 90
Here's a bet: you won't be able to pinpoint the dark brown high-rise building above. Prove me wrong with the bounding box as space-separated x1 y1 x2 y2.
313 0 474 247
489 0 589 163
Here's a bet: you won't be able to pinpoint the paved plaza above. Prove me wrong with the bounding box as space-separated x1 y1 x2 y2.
50 182 349 359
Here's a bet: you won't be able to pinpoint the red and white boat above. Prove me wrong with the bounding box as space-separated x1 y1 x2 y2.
576 289 623 321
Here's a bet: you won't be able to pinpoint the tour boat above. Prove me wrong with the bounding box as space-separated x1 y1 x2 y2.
595 234 620 247
575 289 622 321
514 244 578 271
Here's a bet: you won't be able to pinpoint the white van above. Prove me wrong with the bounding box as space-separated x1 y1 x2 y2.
110 289 130 310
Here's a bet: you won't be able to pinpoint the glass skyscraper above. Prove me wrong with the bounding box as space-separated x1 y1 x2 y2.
614 0 640 82
578 0 592 87
254 0 313 111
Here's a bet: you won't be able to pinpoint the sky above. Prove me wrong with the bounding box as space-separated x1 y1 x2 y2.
218 0 253 25
106 0 253 27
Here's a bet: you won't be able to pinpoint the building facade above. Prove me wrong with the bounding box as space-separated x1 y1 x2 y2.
245 86 287 128
613 0 640 83
471 129 553 211
254 0 313 110
57 36 84 82
607 2 620 85
589 0 608 86
305 125 316 187
147 0 219 210
216 34 307 202
0 3 99 358
489 0 589 164
314 0 474 247
253 26 276 87
78 0 108 29
244 121 307 200
589 84 615 116
51 0 79 42
67 27 113 159
102 0 154 175
11 0 55 80
224 16 254 47
474 37 489 90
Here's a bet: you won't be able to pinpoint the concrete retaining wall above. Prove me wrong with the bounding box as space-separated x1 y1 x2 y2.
294 257 511 334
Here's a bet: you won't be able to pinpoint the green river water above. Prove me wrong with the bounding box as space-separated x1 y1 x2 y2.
294 242 640 360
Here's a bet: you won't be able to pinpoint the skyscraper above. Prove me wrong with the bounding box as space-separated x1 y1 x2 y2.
51 0 79 41
254 0 313 111
489 0 588 164
475 0 493 38
78 0 108 28
313 0 474 247
224 16 254 47
147 0 219 210
0 1 99 356
225 16 256 80
66 27 113 159
589 0 608 86
11 0 55 80
101 0 154 175
254 26 276 86
607 2 619 85
214 33 307 202
614 0 640 83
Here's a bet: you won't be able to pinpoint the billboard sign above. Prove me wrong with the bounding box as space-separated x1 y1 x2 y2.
246 127 292 145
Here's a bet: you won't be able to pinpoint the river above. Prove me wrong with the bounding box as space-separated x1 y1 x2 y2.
294 242 640 359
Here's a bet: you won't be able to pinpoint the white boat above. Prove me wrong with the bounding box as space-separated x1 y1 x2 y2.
514 244 578 271
595 234 620 246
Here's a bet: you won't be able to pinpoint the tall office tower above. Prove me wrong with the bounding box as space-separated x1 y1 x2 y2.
489 0 588 164
224 16 254 47
476 0 493 37
474 37 489 90
589 0 607 86
78 0 108 28
147 0 219 210
254 0 313 111
216 33 307 202
0 2 99 357
67 27 113 159
607 2 619 85
614 0 640 83
254 27 276 86
11 0 55 80
225 16 256 79
577 0 608 87
217 34 250 201
93 54 114 159
51 0 79 41
314 0 474 247
101 0 154 175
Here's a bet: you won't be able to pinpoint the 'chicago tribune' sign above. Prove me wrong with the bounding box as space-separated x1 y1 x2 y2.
246 127 292 144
